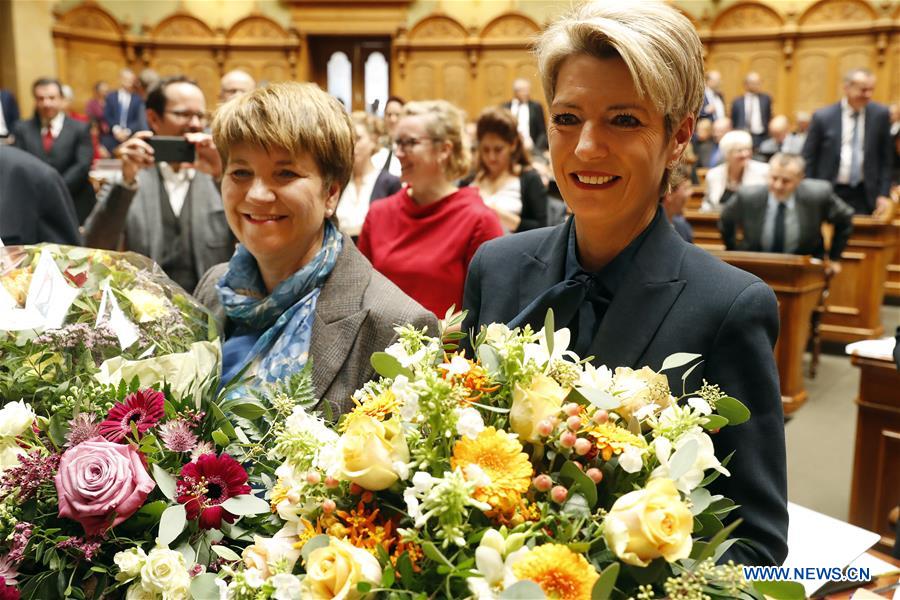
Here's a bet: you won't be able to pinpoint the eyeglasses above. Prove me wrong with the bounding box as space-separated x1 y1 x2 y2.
166 110 209 123
392 137 438 153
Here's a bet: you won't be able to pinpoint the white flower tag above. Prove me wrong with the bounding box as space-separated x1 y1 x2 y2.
0 250 80 331
96 281 140 349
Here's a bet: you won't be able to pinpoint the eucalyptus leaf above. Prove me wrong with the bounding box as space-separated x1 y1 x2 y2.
543 309 555 357
660 352 702 372
228 402 267 421
571 386 620 411
501 580 546 599
221 493 269 516
48 412 68 447
189 573 221 600
751 581 806 600
561 492 591 518
211 545 241 562
422 541 453 567
591 562 620 600
301 535 330 563
716 396 750 425
211 429 230 447
157 504 187 547
370 352 413 379
702 415 729 431
667 438 699 482
477 345 501 375
560 461 598 508
175 541 196 565
152 464 177 501
689 487 712 515
691 518 741 562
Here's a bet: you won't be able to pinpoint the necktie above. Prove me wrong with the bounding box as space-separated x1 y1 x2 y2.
508 272 612 357
772 202 786 253
42 128 54 153
849 111 862 187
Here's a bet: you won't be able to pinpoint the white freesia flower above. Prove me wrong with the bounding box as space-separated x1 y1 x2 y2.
483 323 513 346
270 573 303 600
463 463 492 489
392 375 420 421
633 402 662 421
440 355 471 377
455 407 485 439
578 363 614 390
243 568 265 589
392 460 411 481
687 397 712 415
651 431 730 493
618 445 645 473
385 341 425 368
411 470 436 493
466 542 531 599
523 327 578 367
0 400 35 438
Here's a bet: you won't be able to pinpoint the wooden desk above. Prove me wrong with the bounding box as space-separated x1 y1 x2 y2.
710 251 826 415
822 218 898 343
885 219 900 302
849 354 900 552
824 549 900 598
684 209 725 250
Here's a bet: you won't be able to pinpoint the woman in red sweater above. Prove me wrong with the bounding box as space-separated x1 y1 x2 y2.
357 100 503 317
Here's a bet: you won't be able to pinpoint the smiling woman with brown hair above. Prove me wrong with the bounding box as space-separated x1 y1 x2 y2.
462 0 787 566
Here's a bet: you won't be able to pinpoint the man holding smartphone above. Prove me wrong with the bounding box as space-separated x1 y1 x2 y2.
84 75 236 293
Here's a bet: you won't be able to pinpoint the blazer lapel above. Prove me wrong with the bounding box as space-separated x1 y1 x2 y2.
50 118 74 160
589 213 687 369
515 218 571 315
309 239 370 398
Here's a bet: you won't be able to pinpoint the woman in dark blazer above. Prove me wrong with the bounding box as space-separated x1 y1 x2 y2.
194 83 435 417
462 0 787 566
470 107 548 232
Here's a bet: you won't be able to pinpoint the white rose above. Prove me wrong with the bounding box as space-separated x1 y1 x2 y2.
271 573 303 600
0 400 35 438
125 583 158 600
455 407 484 440
115 547 148 581
618 445 645 474
651 431 729 493
140 547 190 598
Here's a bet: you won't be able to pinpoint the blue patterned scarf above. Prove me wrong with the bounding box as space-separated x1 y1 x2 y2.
216 221 342 384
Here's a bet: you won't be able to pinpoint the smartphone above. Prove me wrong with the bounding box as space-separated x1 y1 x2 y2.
148 136 195 163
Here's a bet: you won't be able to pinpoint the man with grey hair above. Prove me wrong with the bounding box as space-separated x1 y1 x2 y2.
102 68 147 152
219 69 256 103
501 78 547 152
756 115 805 161
802 68 893 216
731 72 773 149
720 152 854 275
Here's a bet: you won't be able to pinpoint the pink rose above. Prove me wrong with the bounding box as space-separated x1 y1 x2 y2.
54 437 155 536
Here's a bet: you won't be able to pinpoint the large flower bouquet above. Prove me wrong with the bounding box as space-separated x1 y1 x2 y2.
199 312 801 600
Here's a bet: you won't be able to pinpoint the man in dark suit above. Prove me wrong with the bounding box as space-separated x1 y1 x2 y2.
102 69 147 153
731 72 773 150
698 69 727 123
0 146 82 246
502 79 548 153
720 153 854 276
0 88 19 140
802 68 894 217
13 77 96 224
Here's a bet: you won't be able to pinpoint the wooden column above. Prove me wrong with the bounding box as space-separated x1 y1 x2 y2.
710 251 826 416
885 219 900 302
822 218 899 343
848 354 900 551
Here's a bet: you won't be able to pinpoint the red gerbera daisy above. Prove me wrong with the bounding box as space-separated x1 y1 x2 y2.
98 389 166 442
176 453 250 529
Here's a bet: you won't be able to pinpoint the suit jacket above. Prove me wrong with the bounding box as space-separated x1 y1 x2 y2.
12 115 96 224
194 238 438 416
102 90 147 151
0 146 82 246
719 179 854 260
731 93 773 135
699 88 726 122
462 212 788 566
502 99 548 151
0 90 19 135
801 101 893 213
82 166 235 290
702 159 770 212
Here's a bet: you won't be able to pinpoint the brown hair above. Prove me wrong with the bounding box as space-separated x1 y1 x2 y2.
475 107 531 174
212 82 353 192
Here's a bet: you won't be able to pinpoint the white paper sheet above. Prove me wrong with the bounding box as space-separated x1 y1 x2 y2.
846 337 897 361
0 250 80 331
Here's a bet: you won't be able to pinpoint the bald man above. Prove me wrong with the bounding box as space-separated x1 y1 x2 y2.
731 72 773 149
756 115 805 161
219 70 256 103
501 78 547 152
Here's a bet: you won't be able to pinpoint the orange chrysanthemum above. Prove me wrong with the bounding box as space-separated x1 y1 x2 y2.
451 427 532 515
511 544 599 600
586 422 647 461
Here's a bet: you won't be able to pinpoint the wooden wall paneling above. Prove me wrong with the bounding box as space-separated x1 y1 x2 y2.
225 14 298 85
478 12 543 110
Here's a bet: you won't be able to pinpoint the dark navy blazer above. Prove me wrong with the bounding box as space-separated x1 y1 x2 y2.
462 212 789 566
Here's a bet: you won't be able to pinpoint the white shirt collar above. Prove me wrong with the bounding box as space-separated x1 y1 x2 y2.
44 112 65 137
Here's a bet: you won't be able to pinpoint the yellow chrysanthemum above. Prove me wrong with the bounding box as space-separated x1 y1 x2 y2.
586 422 648 461
451 427 532 515
341 389 400 431
511 544 599 600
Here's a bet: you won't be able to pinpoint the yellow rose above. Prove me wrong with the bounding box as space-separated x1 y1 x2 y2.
510 374 566 444
302 537 382 600
338 415 409 491
611 366 672 421
123 289 169 323
603 478 693 567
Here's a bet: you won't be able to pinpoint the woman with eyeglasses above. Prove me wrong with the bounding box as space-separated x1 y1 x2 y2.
357 100 503 317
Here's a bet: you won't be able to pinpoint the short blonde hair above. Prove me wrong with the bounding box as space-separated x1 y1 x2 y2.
718 130 753 160
535 0 704 137
402 100 470 180
212 82 353 192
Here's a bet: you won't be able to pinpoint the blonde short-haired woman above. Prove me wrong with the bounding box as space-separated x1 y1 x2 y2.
462 0 787 566
357 99 503 317
193 82 436 416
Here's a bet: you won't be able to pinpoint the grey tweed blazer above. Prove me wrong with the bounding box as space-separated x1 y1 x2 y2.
194 237 438 417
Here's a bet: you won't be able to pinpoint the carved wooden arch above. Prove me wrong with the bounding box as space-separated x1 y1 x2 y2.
407 14 468 41
148 11 216 41
227 14 291 41
479 12 540 40
798 0 877 26
711 1 785 32
53 2 125 42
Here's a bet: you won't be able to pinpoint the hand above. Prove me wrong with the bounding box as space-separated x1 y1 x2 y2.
114 131 155 185
113 125 132 142
824 260 842 277
873 196 894 220
184 132 222 180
